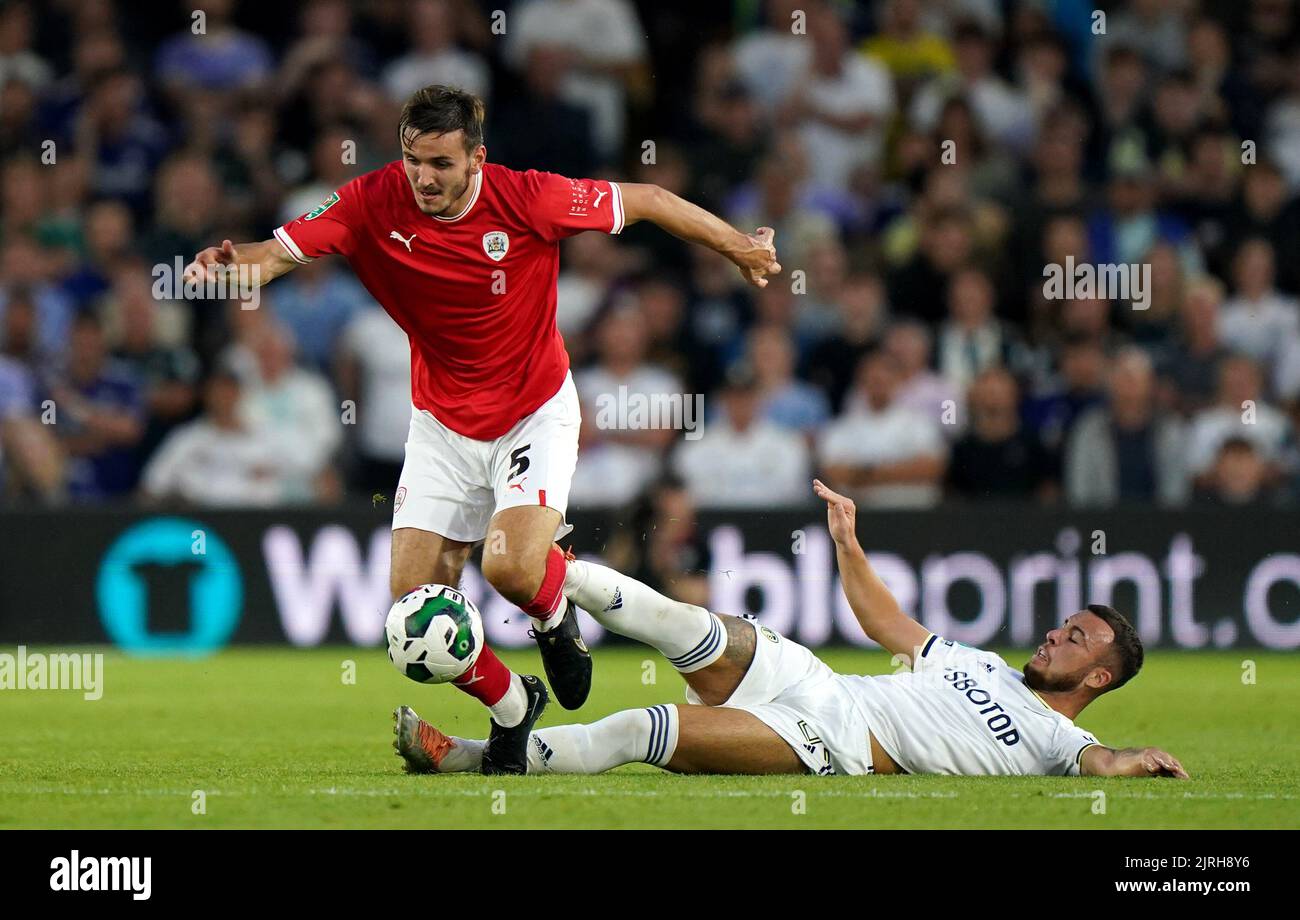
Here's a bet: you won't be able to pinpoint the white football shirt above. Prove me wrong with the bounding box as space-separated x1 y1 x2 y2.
840 634 1101 776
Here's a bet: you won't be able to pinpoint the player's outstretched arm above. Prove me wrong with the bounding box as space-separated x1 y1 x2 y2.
812 479 930 663
1080 744 1189 779
183 238 299 289
617 183 781 288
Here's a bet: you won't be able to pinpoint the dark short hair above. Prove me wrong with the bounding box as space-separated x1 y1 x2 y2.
1086 603 1144 691
206 367 242 388
399 85 484 153
70 309 103 333
1218 436 1256 456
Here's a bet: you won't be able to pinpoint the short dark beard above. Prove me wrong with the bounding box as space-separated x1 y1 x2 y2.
1023 662 1089 693
434 172 472 217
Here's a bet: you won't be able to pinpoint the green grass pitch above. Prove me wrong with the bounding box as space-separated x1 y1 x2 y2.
2 645 1297 829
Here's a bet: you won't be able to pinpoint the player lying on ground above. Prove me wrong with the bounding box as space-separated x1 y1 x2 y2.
395 480 1188 778
185 85 781 773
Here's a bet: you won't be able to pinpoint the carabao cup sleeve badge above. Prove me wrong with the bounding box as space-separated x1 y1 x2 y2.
304 192 340 220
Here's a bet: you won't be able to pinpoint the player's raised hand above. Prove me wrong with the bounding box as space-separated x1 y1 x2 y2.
731 226 782 289
1141 747 1190 779
183 239 239 284
813 478 857 546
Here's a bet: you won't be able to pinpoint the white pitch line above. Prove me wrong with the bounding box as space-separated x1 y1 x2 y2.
303 787 963 800
6 786 1297 802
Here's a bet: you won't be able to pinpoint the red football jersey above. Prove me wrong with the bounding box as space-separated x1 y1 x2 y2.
274 161 626 439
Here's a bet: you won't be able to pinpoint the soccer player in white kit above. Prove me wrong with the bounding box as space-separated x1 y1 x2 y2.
395 479 1188 780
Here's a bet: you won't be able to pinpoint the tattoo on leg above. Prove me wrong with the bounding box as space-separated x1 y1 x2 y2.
719 614 756 669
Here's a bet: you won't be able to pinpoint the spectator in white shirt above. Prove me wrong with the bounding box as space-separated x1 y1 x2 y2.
937 267 1014 393
883 319 964 439
818 350 947 508
0 2 52 90
1263 34 1300 191
731 0 813 113
504 0 648 162
141 369 288 507
1187 354 1294 487
1064 347 1189 507
382 0 490 104
1219 237 1300 369
674 362 810 508
910 18 1031 154
778 5 895 194
555 231 628 340
1274 332 1300 407
336 307 412 496
571 304 682 507
237 323 343 503
1091 0 1188 77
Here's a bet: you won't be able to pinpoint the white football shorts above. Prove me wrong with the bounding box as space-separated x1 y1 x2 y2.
392 372 580 543
686 619 877 776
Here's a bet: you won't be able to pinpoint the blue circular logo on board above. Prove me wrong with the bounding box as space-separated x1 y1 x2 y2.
96 517 242 656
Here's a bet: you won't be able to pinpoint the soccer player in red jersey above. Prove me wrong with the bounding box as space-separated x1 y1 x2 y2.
185 85 781 773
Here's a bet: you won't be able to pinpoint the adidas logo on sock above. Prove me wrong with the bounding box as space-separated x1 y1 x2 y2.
532 736 554 763
603 588 623 612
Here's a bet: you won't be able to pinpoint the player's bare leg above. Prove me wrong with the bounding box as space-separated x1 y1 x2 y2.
681 613 756 703
390 527 473 597
663 704 807 773
390 525 547 774
481 505 592 709
395 702 806 775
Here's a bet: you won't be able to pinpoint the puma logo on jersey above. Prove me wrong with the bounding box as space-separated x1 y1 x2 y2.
593 187 607 208
389 230 416 251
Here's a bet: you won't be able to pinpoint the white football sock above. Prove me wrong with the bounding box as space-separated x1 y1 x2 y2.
527 595 568 633
527 705 679 774
435 737 485 773
488 672 528 728
563 560 725 673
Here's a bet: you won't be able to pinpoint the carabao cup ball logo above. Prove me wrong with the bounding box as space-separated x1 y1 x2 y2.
406 595 477 663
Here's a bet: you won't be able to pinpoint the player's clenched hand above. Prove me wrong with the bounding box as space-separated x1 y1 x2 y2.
183 239 239 284
813 478 857 546
729 226 782 289
1141 747 1189 779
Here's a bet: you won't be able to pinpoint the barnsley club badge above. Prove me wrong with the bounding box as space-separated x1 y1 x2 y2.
482 231 509 262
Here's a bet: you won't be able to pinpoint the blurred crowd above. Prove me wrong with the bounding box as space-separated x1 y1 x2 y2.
2 0 1300 517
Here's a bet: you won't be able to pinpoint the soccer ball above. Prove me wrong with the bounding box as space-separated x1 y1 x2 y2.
385 584 484 683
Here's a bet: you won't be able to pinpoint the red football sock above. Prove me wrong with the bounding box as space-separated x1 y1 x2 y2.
451 645 512 706
520 545 567 622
